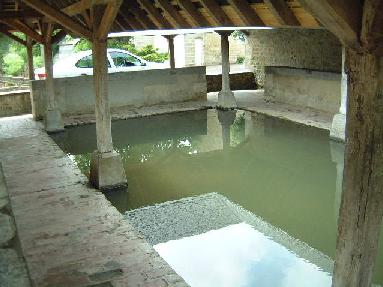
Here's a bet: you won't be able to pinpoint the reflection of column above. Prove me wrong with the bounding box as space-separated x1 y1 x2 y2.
218 110 236 150
217 31 237 108
330 47 347 142
330 141 345 221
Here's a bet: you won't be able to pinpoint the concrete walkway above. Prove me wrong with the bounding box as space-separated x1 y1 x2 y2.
0 115 187 287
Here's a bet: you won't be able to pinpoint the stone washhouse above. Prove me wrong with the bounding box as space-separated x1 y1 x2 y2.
0 0 382 287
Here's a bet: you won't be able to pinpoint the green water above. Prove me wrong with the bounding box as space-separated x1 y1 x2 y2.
51 109 383 285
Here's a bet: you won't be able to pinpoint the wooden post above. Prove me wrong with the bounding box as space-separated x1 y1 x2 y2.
217 30 236 108
165 35 176 69
89 4 127 190
332 49 383 287
26 37 34 80
43 24 64 133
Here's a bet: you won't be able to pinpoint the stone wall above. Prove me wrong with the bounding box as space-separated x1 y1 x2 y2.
249 28 342 86
0 91 31 117
31 67 207 120
264 67 341 114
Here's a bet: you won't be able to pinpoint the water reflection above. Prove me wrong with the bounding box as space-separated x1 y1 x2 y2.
51 109 383 285
155 223 332 287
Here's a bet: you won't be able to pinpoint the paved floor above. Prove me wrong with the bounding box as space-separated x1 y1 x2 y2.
0 115 187 287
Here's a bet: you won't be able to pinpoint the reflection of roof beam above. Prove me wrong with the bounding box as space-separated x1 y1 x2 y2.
0 19 43 43
227 0 263 26
0 28 27 46
177 0 209 27
23 0 92 40
264 0 299 26
156 0 190 28
137 0 173 29
299 0 361 48
199 0 233 26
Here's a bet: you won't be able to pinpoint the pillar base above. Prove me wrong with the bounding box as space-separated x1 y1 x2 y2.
218 90 237 109
45 109 64 133
89 150 127 191
330 113 346 142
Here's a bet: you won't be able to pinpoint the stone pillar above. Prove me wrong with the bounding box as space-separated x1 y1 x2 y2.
44 35 64 133
89 34 127 190
218 110 236 150
26 37 34 80
330 47 347 141
217 31 236 109
165 35 176 69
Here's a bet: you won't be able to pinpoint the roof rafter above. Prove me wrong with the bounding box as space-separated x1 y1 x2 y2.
264 0 300 26
97 0 123 40
227 0 263 26
127 0 158 29
155 0 191 28
298 0 362 48
0 28 27 46
23 0 92 40
177 0 209 27
137 0 173 29
199 0 233 26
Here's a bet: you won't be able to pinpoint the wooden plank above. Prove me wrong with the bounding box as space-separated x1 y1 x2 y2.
263 0 299 26
0 19 43 43
177 0 209 27
23 0 92 40
97 0 123 40
156 0 190 28
298 0 362 48
199 0 233 26
0 28 27 46
137 0 173 28
227 0 263 26
0 10 42 19
127 0 158 29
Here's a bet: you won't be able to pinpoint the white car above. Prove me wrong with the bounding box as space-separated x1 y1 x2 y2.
35 48 166 79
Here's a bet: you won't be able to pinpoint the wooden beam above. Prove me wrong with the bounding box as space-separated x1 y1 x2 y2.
0 29 27 46
62 0 112 16
227 0 263 26
199 0 233 26
118 10 144 30
360 0 383 53
332 48 383 287
26 37 34 80
298 0 362 48
0 10 42 19
23 0 92 40
97 0 123 40
137 0 173 29
156 0 190 28
264 0 300 26
177 0 209 27
52 30 67 44
1 19 43 43
127 0 157 29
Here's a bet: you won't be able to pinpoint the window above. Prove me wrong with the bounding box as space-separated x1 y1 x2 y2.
75 54 111 68
110 52 141 67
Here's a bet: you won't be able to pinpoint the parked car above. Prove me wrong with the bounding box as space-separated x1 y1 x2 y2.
35 48 166 79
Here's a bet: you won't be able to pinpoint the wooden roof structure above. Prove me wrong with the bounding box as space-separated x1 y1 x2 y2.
0 0 321 45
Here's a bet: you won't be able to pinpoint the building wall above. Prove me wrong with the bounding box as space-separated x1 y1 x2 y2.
264 67 341 114
249 28 342 86
31 67 207 119
0 91 31 117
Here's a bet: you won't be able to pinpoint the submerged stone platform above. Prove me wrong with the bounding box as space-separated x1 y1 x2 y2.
0 115 187 287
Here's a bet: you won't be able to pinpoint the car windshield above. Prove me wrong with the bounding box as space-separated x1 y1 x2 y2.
75 54 111 68
110 51 142 67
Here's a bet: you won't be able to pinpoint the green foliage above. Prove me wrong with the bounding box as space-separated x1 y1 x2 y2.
75 37 169 63
232 30 247 42
236 56 245 64
3 52 25 76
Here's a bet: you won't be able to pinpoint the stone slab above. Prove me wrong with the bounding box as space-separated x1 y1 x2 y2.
0 248 31 287
0 213 15 247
